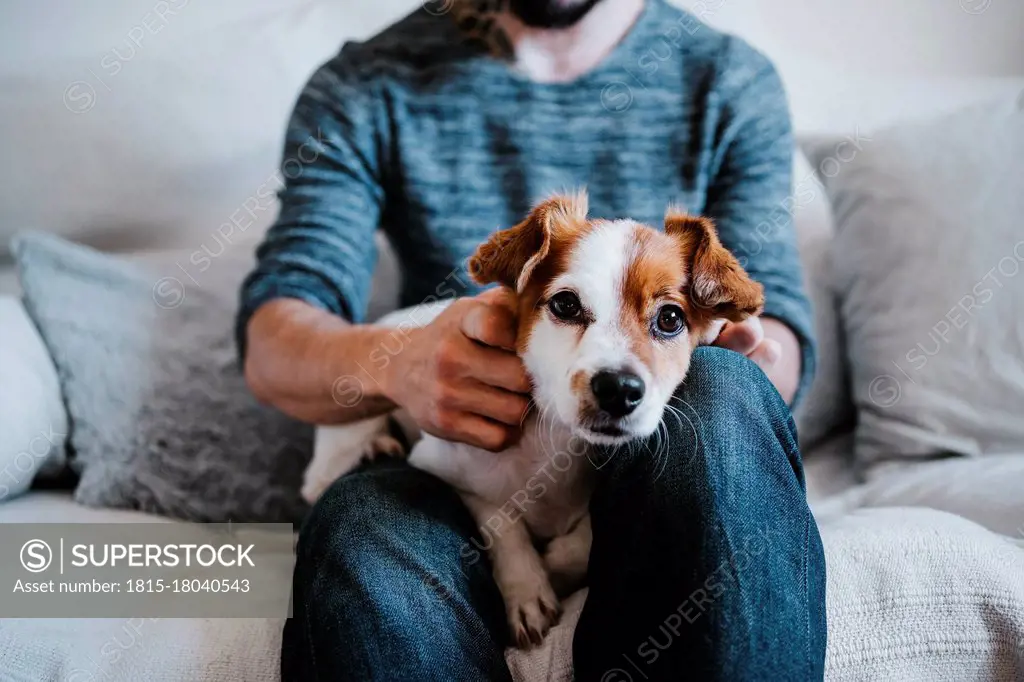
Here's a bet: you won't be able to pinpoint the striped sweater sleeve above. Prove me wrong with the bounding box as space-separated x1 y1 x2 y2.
235 52 386 360
704 41 816 406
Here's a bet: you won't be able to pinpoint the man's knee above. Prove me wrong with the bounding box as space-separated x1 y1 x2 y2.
296 463 478 595
642 346 801 492
302 467 401 548
675 346 788 419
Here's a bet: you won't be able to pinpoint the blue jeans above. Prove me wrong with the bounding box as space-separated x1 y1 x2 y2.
281 348 827 681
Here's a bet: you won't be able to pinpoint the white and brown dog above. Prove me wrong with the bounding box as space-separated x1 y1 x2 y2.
306 192 763 648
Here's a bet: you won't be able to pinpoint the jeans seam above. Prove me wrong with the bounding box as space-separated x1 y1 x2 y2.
803 509 811 680
303 557 321 681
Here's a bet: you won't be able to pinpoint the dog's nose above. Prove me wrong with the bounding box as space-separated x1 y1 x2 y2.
590 370 645 418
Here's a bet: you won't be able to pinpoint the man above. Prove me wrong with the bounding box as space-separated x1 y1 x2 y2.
238 0 826 679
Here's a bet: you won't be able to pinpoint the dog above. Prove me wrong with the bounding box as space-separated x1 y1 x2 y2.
306 191 764 648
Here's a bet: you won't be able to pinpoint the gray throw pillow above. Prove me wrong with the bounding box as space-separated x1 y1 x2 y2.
12 233 312 522
822 98 1024 468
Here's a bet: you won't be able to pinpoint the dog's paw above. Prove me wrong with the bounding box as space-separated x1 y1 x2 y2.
507 580 561 649
367 434 406 460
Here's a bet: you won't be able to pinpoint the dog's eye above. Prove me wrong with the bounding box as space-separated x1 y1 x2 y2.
548 291 582 321
653 305 686 338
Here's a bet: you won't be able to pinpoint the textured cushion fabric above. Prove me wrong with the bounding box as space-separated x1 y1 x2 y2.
791 149 853 448
0 297 68 502
0 616 284 682
822 97 1024 467
12 233 312 522
823 508 1024 681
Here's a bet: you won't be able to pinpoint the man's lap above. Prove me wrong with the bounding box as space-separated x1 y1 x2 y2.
282 348 825 682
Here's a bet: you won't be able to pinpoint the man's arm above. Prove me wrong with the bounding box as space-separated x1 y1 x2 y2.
245 294 531 451
705 41 815 406
238 55 529 450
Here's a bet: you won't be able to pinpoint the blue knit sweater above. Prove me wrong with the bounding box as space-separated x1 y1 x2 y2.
237 0 815 401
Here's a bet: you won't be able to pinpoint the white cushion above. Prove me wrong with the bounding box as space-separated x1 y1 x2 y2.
0 297 67 503
791 149 853 447
822 454 1024 539
0 616 283 682
822 96 1024 466
823 508 1024 681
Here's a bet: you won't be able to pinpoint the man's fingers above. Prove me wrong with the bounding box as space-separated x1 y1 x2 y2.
475 287 512 306
461 300 518 351
713 317 764 354
448 413 519 452
748 339 782 370
470 345 533 393
451 382 531 426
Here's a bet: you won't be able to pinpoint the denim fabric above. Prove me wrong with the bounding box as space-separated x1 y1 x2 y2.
236 0 817 404
282 348 826 682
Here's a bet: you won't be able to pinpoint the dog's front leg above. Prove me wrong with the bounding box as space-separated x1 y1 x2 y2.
543 512 591 597
462 494 562 649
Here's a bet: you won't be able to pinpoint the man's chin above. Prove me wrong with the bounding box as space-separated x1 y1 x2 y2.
507 0 605 29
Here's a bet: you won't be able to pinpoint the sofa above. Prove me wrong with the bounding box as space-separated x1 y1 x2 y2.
2 1 1024 681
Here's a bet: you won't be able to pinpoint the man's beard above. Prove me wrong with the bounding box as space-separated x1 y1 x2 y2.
507 0 606 28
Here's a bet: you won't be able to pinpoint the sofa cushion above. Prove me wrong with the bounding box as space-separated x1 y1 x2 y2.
821 97 1024 467
12 233 313 523
791 150 853 448
0 297 68 503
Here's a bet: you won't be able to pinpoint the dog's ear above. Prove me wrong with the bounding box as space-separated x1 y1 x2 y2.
664 210 764 321
468 191 588 292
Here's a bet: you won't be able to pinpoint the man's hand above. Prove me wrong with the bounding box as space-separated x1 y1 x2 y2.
712 316 800 404
381 289 532 452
